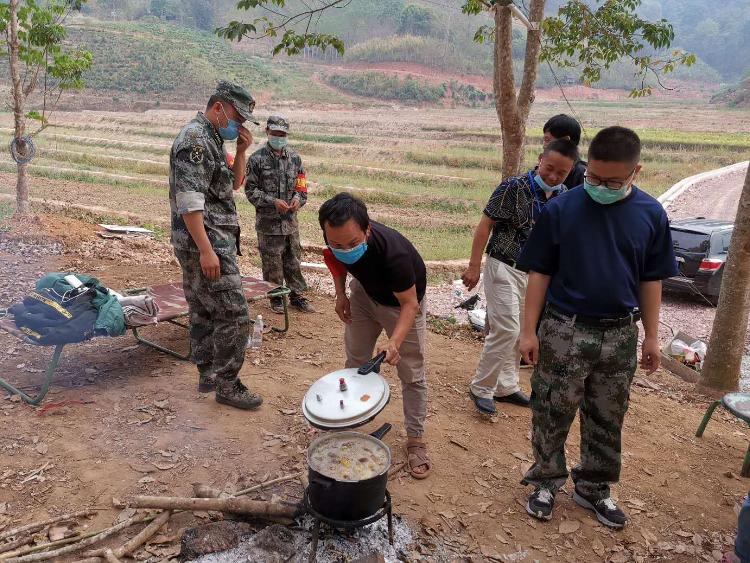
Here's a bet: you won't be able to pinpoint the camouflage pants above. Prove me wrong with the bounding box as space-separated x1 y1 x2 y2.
257 231 307 295
175 250 250 383
522 310 638 500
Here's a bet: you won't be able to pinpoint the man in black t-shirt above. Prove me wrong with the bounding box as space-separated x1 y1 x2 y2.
320 193 432 480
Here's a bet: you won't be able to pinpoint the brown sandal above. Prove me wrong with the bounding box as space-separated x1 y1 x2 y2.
406 441 432 480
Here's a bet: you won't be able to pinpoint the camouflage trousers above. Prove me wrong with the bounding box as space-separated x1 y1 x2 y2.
175 250 250 383
256 231 307 295
522 310 638 501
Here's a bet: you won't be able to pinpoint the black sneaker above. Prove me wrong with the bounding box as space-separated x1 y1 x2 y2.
215 379 263 410
469 390 496 415
493 391 530 407
573 489 629 529
270 297 285 314
526 487 555 521
290 295 315 313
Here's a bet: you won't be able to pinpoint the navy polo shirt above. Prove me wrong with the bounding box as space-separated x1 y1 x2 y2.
517 186 679 317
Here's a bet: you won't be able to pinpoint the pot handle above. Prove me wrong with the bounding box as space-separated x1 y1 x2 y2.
370 422 392 440
357 351 387 375
310 474 334 489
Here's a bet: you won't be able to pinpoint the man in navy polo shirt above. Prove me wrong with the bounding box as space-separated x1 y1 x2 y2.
517 126 678 529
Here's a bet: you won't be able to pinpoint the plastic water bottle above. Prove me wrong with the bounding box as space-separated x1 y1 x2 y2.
248 315 263 349
452 279 465 306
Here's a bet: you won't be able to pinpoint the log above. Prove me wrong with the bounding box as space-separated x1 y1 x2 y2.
103 551 121 563
193 472 303 499
129 496 301 520
0 511 96 542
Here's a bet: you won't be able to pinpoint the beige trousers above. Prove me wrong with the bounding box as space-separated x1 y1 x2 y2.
344 280 428 438
470 257 527 399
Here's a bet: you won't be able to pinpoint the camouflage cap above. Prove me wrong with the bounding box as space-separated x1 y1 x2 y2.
214 80 259 125
266 115 290 133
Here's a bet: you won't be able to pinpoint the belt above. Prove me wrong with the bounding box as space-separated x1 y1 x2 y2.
546 304 641 328
488 251 518 270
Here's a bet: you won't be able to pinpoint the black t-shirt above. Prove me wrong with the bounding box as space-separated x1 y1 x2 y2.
345 222 427 307
563 159 587 189
518 186 678 317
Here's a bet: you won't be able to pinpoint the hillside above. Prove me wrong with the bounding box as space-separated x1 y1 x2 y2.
51 18 336 106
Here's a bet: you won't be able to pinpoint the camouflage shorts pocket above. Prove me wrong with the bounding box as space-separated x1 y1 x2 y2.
208 274 242 292
537 314 576 372
208 254 242 292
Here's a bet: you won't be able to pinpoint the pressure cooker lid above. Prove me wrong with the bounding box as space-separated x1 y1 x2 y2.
302 367 390 429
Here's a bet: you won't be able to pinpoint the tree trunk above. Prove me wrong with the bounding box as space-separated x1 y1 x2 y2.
493 0 545 178
700 164 750 391
8 0 29 214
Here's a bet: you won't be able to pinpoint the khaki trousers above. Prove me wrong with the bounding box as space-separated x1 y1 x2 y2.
470 257 526 399
344 280 428 438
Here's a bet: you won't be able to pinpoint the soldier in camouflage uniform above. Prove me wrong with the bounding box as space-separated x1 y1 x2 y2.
169 80 263 410
516 127 678 529
245 116 313 314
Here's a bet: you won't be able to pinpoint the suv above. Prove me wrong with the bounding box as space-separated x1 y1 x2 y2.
663 218 733 305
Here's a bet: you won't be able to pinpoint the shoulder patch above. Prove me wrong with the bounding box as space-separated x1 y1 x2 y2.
189 145 205 164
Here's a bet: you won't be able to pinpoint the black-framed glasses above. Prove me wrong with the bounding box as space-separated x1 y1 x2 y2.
584 168 637 190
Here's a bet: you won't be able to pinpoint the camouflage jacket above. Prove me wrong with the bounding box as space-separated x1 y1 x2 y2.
245 144 306 235
169 113 240 256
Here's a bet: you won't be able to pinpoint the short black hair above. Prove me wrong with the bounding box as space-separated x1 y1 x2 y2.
543 138 579 162
318 192 370 231
588 126 641 165
206 94 225 110
543 114 582 145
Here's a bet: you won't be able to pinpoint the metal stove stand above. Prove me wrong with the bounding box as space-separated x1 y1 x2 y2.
304 490 393 563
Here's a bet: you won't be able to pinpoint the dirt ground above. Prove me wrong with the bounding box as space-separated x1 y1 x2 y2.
0 215 748 563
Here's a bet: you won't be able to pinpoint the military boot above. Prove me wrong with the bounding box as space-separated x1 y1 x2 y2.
197 365 215 393
198 372 216 393
215 378 263 410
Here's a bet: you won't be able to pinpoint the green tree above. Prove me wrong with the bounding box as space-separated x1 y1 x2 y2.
700 164 750 391
0 0 92 215
398 4 434 36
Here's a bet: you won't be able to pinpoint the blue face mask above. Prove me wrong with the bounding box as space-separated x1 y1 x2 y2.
268 136 288 150
218 105 240 141
330 242 368 265
584 180 630 205
534 173 563 193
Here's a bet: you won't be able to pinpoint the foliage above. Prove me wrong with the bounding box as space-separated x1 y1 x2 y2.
397 4 434 36
324 72 446 103
344 35 492 76
448 81 493 107
540 0 696 97
0 0 93 130
216 0 346 56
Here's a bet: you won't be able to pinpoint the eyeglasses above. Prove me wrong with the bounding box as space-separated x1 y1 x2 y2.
584 168 637 190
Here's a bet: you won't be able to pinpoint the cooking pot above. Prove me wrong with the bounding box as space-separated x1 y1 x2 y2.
306 423 392 521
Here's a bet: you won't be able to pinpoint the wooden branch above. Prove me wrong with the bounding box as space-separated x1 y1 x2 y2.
3 514 149 563
0 510 97 541
103 551 120 563
0 537 33 556
517 0 546 120
129 496 301 521
80 510 172 562
193 472 303 499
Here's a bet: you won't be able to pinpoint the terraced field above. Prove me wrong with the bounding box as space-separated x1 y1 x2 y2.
1 100 749 262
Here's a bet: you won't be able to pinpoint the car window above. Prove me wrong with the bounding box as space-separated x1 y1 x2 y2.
721 231 732 252
671 229 710 253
